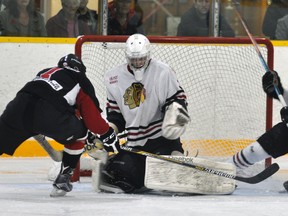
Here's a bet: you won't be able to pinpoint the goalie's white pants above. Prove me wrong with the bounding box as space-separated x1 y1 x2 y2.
92 155 236 195
145 156 236 195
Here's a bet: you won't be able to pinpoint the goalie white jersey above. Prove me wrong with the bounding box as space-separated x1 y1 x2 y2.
104 59 187 147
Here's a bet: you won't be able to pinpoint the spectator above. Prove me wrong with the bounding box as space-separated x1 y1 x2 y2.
78 0 98 35
46 0 90 37
0 0 8 11
0 0 46 36
108 0 144 35
275 14 288 39
262 0 288 40
133 0 143 21
177 0 234 37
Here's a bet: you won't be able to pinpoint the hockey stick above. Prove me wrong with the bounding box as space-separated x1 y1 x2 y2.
33 132 128 162
34 133 279 183
33 135 62 162
232 0 287 107
120 145 279 184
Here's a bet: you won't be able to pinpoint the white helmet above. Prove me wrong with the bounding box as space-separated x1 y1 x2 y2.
125 34 151 81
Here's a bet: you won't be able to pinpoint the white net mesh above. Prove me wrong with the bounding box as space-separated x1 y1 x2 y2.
76 36 273 162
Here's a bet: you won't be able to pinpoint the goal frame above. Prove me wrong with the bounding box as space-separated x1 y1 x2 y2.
73 36 274 181
75 35 273 128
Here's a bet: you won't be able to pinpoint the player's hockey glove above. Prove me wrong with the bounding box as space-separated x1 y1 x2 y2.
280 106 288 124
262 70 284 99
85 131 97 151
99 127 120 154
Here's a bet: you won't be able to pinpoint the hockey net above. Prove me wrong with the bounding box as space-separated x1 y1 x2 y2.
72 36 273 181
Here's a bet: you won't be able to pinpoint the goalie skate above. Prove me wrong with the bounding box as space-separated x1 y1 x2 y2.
91 159 124 193
50 187 67 197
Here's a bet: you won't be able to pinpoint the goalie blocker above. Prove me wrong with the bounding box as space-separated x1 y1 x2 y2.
91 153 236 195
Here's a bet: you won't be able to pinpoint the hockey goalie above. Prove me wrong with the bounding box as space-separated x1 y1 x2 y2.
87 33 236 195
90 147 236 195
87 125 236 195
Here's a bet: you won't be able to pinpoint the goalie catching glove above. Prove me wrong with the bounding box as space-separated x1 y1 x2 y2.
99 127 121 154
262 70 284 99
162 101 190 140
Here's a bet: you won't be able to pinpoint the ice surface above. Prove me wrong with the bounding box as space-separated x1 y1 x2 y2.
0 157 288 216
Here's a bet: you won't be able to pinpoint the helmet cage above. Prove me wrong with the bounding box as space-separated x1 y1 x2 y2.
125 34 151 81
126 52 150 71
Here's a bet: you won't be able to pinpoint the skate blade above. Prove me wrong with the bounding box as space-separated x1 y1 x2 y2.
99 184 124 194
50 187 67 197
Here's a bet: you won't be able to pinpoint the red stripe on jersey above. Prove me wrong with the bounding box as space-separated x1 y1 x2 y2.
128 123 162 136
107 103 120 110
176 95 187 100
40 67 62 79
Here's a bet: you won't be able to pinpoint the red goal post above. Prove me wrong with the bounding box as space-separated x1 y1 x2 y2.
74 36 274 179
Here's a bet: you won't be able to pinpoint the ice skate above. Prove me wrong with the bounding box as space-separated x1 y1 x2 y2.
50 166 73 197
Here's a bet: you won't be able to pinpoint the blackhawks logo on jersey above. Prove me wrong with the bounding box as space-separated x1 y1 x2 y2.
123 82 146 109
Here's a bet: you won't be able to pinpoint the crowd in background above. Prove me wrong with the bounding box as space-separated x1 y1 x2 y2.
1 0 288 39
0 0 143 37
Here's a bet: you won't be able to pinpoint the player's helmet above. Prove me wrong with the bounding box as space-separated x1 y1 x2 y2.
125 34 151 81
58 54 86 73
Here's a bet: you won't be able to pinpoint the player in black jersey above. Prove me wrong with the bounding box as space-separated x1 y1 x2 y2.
228 70 288 190
0 54 120 196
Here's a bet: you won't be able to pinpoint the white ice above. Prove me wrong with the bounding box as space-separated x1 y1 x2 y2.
1 157 288 216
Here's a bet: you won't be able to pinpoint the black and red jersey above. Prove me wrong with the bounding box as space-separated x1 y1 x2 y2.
19 67 109 135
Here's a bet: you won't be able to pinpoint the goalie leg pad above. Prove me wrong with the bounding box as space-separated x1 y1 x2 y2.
91 159 107 192
145 156 236 195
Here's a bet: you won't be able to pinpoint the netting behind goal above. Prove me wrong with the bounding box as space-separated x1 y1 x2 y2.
74 36 273 176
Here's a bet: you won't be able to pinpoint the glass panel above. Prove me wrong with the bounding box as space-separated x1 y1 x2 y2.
1 0 288 39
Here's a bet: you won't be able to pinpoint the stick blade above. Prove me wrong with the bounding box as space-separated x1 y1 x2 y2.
235 163 279 184
33 135 63 162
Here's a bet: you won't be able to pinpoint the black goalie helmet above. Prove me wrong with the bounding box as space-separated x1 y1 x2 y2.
58 54 86 73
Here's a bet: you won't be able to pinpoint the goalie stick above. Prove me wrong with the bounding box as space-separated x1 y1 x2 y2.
120 145 279 184
34 134 279 183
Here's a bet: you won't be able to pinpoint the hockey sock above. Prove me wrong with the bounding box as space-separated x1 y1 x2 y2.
228 141 270 169
62 140 84 169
